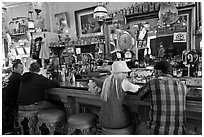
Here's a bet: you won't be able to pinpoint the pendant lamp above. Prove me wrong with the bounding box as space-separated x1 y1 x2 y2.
93 2 108 22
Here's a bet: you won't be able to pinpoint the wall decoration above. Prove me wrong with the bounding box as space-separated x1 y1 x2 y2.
75 6 103 37
173 32 187 42
157 14 188 36
55 12 69 34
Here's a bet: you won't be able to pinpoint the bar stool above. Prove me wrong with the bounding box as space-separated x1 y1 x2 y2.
17 110 39 135
67 113 97 135
35 109 66 135
102 124 134 135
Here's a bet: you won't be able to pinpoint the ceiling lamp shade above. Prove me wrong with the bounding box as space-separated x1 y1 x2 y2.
2 3 7 14
93 2 108 21
33 2 44 15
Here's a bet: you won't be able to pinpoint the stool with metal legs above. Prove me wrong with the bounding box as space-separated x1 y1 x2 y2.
35 109 66 135
17 110 39 135
67 113 97 135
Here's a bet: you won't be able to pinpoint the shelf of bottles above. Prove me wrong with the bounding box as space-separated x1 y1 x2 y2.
106 2 195 20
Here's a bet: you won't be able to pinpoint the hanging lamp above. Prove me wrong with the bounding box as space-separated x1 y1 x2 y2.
93 2 108 22
33 2 44 15
2 3 7 14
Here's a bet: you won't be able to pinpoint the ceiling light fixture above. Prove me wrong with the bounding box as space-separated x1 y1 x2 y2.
93 2 108 22
2 3 7 14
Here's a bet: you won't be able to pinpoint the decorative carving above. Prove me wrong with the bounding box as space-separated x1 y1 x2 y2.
36 120 66 135
17 111 38 135
67 127 76 135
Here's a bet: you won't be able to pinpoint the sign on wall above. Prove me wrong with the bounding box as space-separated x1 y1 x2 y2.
173 32 187 43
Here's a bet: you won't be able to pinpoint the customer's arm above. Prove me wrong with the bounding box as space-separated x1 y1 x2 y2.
42 76 60 89
122 79 140 93
135 81 151 100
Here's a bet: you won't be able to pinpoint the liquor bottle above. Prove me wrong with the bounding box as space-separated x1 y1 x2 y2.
130 5 134 15
197 62 202 77
126 7 130 15
123 8 127 15
154 2 160 11
143 2 149 13
149 2 154 12
138 2 143 13
197 49 202 77
134 2 139 13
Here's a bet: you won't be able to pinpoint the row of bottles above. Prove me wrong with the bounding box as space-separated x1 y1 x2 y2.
50 36 105 47
46 63 76 82
108 2 195 18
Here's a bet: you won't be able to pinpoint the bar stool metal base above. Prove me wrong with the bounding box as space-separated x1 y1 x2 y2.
35 109 66 135
67 113 97 135
17 110 39 135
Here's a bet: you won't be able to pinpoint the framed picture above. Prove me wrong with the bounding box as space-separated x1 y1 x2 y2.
75 6 104 37
55 12 69 34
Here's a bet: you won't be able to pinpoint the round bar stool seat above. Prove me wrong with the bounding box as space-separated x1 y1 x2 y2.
102 124 134 135
18 110 39 135
67 113 97 135
36 109 66 135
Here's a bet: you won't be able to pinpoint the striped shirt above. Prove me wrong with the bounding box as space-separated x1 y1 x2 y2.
137 74 187 135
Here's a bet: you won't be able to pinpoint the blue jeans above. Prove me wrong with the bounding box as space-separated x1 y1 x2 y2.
136 122 154 135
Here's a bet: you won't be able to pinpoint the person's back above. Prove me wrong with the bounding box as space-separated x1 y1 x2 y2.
18 62 59 108
137 61 187 135
147 75 186 134
88 61 140 130
18 72 59 105
99 76 130 129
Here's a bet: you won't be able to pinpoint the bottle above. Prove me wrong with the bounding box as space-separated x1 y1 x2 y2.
72 73 75 82
197 65 202 77
61 71 66 82
197 59 202 77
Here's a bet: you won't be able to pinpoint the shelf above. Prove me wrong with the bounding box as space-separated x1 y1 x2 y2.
10 33 26 37
74 43 104 47
194 32 202 36
50 43 104 48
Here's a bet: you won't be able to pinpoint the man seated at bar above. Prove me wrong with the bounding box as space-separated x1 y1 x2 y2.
2 59 24 134
88 61 140 131
136 61 187 135
17 62 60 111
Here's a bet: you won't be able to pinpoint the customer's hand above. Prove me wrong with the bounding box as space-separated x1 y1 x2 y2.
88 80 101 95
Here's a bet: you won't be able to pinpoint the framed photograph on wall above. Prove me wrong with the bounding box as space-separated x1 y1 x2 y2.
55 12 69 34
74 6 104 37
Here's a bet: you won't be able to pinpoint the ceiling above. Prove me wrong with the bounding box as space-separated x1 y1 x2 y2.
3 2 31 8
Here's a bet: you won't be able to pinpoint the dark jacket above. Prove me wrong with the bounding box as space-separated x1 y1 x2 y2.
17 72 60 105
2 72 21 106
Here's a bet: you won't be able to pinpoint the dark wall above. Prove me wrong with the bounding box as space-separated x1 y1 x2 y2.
150 35 187 57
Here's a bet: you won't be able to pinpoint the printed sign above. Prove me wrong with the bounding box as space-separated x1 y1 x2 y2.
173 32 187 42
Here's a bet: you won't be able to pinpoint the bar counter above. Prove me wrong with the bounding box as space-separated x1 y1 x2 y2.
46 80 202 134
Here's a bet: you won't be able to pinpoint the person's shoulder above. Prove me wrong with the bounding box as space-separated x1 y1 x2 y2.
35 73 48 79
9 72 21 80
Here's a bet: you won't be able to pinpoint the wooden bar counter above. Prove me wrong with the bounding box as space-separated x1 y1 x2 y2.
46 81 202 134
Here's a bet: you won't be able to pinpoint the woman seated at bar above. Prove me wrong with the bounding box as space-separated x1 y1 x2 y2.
17 62 60 111
88 61 140 130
